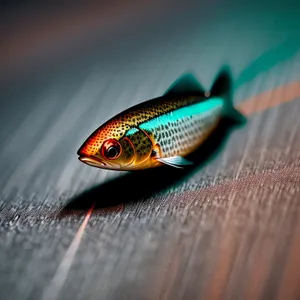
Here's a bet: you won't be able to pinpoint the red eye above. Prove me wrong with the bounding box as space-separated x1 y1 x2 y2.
101 139 122 160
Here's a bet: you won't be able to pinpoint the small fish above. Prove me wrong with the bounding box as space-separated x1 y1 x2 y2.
77 68 246 170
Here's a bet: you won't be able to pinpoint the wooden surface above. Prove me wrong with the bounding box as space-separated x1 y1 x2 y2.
1 1 300 299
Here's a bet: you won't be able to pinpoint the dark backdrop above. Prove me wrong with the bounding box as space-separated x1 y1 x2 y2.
1 1 300 299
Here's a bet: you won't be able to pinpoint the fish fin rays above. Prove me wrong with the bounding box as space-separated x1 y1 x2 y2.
163 73 206 97
156 156 193 168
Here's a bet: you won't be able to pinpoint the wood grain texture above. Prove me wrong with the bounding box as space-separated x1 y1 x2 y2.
0 1 300 300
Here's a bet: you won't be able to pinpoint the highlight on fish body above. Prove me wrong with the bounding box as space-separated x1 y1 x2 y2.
77 68 246 171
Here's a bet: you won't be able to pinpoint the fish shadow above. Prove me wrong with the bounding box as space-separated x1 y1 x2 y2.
61 116 243 215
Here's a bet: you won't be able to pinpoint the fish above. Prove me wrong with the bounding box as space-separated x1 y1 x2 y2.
77 68 246 170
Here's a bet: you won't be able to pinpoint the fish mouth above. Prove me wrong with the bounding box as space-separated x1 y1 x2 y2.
78 155 106 167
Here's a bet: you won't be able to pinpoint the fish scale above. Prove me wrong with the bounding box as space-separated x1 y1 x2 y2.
150 104 222 157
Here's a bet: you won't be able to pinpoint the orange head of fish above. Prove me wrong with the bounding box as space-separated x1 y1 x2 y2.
77 118 159 170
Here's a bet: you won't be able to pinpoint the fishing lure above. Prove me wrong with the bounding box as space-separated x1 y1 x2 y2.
77 70 245 170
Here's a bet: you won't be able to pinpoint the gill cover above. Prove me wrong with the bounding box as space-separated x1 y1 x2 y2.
124 128 153 166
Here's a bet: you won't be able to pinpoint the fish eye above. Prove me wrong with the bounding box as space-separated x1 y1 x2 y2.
101 139 121 160
107 147 118 158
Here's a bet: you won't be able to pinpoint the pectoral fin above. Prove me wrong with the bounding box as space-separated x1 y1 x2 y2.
156 156 193 168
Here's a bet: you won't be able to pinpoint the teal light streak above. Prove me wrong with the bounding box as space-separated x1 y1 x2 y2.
125 127 139 136
139 97 223 131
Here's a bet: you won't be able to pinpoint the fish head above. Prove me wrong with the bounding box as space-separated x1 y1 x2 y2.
77 120 156 170
77 119 135 170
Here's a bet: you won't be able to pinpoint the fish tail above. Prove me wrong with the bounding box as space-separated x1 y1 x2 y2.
210 66 247 125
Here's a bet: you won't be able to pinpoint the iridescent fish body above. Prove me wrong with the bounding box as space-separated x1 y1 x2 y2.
77 70 245 170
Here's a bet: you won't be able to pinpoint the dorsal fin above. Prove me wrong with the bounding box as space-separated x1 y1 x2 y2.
209 67 231 98
163 73 206 97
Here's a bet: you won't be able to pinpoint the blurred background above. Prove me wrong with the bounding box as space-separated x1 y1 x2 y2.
0 0 300 299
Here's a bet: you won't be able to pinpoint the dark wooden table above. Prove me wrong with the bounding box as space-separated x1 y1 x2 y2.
1 1 300 299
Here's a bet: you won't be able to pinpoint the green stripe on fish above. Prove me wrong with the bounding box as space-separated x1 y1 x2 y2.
139 97 223 132
125 127 139 136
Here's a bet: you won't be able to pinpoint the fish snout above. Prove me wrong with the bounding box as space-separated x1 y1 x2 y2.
78 155 106 167
77 144 106 167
